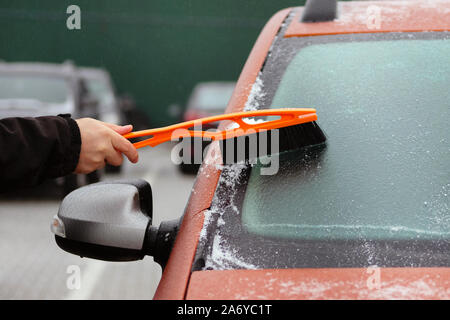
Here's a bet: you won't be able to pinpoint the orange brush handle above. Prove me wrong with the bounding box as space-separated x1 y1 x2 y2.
123 108 318 149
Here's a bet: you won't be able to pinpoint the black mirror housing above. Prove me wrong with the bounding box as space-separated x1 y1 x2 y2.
52 179 180 267
53 179 152 261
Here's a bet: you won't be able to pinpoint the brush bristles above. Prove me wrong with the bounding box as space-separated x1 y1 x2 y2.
278 121 326 154
219 121 326 164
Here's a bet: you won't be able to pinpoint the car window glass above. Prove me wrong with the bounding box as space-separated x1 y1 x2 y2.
242 39 450 241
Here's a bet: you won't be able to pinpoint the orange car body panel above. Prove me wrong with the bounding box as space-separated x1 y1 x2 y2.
154 1 450 300
153 161 221 300
187 268 450 300
285 0 450 38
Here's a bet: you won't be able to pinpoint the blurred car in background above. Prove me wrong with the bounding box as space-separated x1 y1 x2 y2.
78 66 127 173
0 61 101 195
183 82 235 121
179 81 235 174
79 66 151 134
78 66 153 172
118 93 151 131
0 61 98 118
77 67 123 125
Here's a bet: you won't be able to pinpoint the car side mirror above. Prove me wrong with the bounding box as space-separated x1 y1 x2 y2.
51 179 180 268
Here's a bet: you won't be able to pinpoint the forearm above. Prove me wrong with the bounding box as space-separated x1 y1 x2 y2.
0 115 81 191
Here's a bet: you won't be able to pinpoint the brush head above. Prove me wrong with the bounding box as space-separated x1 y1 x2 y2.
219 121 327 164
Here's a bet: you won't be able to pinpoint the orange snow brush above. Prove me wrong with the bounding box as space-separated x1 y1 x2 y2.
123 108 326 162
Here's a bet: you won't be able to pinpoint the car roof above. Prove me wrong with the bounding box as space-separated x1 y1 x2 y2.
285 0 450 38
154 1 450 300
0 61 77 78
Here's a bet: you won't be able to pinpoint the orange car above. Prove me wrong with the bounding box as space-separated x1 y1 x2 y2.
53 0 450 300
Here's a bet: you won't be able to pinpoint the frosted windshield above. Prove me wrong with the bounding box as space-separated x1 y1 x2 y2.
242 39 450 241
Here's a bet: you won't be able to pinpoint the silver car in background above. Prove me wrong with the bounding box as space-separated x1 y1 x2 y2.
77 67 123 125
0 61 100 196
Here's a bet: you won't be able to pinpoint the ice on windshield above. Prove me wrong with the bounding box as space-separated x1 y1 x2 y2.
201 162 259 270
244 72 265 111
241 39 450 241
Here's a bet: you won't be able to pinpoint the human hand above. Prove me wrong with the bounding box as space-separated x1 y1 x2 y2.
74 118 139 174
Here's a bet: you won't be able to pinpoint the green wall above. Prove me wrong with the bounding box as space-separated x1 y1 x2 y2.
0 0 305 126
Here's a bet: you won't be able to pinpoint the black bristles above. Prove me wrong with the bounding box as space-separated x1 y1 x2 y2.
279 121 326 153
219 121 326 164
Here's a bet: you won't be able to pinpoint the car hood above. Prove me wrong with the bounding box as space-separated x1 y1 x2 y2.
186 268 450 300
0 99 74 119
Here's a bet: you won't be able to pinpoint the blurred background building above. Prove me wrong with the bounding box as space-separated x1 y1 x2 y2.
0 0 306 127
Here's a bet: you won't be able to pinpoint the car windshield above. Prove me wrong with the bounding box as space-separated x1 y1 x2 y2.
0 74 70 104
241 39 450 242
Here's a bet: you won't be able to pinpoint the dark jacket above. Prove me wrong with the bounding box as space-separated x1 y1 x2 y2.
0 114 81 192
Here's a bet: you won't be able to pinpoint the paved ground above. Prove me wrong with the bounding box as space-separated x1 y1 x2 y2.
0 144 196 299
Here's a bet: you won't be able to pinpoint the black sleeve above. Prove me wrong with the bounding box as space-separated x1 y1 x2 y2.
0 114 81 192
